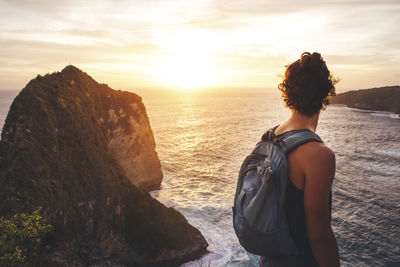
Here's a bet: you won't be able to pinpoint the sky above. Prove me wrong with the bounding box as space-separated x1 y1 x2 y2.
0 0 399 92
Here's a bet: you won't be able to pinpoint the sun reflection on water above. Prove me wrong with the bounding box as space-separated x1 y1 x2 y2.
147 92 289 265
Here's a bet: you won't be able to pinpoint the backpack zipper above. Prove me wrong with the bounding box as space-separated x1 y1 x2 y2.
243 154 274 177
259 159 273 177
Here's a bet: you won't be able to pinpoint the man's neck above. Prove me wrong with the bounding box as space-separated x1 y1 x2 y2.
278 110 320 133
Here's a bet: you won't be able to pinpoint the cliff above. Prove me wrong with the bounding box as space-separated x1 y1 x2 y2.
0 66 208 266
330 86 400 114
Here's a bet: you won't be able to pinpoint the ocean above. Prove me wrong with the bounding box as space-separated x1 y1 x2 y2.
1 89 399 266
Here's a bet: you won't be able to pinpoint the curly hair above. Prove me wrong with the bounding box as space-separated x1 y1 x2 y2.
278 52 337 116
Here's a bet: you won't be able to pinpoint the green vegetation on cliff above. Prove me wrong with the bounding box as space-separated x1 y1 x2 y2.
330 86 400 114
0 66 207 266
0 208 52 266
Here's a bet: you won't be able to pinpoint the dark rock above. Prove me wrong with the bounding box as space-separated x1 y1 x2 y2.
0 65 208 266
330 86 400 114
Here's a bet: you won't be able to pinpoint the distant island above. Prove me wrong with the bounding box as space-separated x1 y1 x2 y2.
330 86 400 114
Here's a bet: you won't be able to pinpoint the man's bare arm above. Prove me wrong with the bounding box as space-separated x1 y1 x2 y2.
303 144 340 267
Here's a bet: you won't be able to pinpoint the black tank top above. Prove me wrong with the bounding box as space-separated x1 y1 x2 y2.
259 131 332 267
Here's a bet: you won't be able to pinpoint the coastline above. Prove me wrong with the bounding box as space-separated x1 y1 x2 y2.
329 86 400 115
332 104 400 119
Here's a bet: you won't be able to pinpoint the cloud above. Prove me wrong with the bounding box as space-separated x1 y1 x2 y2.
0 0 399 89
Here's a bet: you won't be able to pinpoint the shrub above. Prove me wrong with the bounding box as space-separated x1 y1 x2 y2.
0 208 53 266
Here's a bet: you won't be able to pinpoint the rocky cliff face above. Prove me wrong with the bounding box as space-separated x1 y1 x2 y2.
64 65 162 191
0 66 208 266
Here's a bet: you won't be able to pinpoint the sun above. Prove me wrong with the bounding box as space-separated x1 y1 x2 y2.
162 56 217 90
158 29 220 90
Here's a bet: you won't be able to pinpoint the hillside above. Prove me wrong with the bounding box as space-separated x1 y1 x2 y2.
0 66 208 266
330 86 400 114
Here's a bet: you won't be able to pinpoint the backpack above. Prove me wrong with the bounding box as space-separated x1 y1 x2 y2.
232 125 323 256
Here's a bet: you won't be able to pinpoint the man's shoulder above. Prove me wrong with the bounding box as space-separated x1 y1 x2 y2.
292 140 335 163
290 140 336 185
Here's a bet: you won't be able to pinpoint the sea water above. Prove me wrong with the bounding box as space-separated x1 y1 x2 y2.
1 89 399 266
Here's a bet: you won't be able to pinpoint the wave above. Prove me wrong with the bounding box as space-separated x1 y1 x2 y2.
373 148 400 158
351 160 400 178
370 112 400 119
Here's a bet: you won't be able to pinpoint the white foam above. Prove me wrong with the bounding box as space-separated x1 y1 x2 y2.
373 148 400 158
370 112 400 119
351 160 400 178
332 104 400 119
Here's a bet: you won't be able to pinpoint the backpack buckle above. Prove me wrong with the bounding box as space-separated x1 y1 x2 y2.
262 125 280 142
262 130 276 142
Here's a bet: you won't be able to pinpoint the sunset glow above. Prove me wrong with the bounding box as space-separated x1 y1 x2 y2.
157 29 220 90
0 0 399 92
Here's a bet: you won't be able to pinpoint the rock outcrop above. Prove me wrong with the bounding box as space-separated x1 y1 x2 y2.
0 65 208 266
330 86 400 114
64 65 162 191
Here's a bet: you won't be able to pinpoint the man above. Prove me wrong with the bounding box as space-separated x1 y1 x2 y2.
260 52 340 267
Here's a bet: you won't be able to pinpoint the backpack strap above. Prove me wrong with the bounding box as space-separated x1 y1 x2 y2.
261 125 279 142
280 130 323 154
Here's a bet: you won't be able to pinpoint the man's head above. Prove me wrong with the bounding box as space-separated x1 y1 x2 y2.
278 52 337 116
